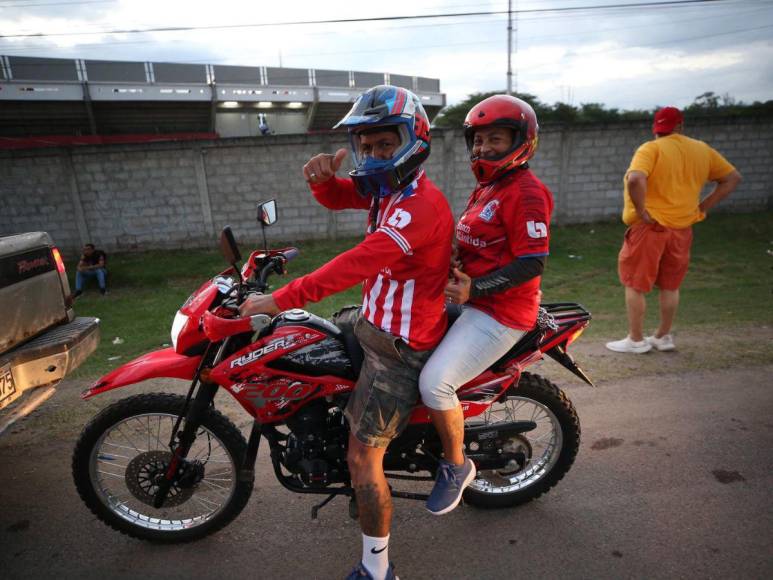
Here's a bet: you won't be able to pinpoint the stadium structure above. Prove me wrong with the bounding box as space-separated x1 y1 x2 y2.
0 55 445 147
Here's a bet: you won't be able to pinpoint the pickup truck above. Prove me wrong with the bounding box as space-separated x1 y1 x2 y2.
0 232 100 435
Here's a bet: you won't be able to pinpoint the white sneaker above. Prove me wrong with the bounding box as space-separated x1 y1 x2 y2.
646 334 675 351
605 336 652 354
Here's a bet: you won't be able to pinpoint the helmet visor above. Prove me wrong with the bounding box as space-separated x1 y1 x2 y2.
349 124 411 167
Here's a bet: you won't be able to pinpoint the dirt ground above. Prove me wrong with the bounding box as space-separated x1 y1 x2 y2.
3 325 771 443
1 325 771 579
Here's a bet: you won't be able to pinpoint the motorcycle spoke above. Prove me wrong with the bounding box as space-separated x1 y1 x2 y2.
193 495 221 510
115 422 148 454
96 469 125 479
199 479 229 492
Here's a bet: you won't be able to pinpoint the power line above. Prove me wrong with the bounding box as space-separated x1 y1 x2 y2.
3 18 767 66
1 0 759 40
0 0 731 39
0 0 113 6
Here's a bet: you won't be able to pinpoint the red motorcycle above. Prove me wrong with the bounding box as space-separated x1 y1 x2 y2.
72 200 593 543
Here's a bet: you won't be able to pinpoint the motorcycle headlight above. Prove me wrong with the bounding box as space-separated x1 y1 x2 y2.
170 311 189 352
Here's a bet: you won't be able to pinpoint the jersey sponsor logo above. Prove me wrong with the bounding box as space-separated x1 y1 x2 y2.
387 208 412 229
456 231 489 248
478 200 500 222
527 221 548 239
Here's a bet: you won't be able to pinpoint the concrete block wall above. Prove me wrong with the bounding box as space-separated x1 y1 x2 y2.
1 116 770 255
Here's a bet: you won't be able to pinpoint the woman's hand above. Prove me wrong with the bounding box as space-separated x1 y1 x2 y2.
450 246 462 270
239 293 281 317
444 268 471 305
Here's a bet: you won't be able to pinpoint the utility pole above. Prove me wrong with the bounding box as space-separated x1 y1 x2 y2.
506 0 518 96
506 0 512 95
514 2 518 94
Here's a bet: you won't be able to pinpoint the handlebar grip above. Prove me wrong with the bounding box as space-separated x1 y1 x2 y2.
282 247 299 261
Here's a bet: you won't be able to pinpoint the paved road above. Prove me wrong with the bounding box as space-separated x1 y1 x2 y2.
1 365 772 579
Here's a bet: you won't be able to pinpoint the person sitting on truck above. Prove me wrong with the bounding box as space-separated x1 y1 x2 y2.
74 244 107 297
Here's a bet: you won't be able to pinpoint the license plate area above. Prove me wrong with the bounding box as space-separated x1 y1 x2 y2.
0 363 19 410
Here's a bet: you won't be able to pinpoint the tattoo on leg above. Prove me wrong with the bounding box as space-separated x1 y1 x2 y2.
354 482 392 535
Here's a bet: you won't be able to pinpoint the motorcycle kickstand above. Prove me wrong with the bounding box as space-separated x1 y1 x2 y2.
311 493 337 520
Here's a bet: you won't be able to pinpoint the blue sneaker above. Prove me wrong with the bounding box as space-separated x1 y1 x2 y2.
345 562 398 580
426 458 476 515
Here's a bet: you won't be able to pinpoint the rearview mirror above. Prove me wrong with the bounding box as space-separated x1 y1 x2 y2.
257 199 277 226
219 226 241 265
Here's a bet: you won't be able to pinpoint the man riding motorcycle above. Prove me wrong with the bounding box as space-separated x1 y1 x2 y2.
239 84 454 580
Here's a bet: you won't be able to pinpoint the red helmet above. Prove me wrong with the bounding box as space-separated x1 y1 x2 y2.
463 95 539 185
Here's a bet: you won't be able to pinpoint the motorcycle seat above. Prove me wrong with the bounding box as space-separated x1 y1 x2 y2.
339 325 364 379
329 306 365 379
333 304 464 381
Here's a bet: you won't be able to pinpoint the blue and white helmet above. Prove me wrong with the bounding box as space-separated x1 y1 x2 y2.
334 85 431 198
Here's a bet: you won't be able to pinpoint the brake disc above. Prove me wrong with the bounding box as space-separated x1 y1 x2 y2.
124 450 195 507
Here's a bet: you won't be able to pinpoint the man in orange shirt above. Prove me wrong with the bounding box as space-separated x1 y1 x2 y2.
606 107 742 354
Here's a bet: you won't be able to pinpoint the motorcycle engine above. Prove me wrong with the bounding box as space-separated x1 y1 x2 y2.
283 400 348 488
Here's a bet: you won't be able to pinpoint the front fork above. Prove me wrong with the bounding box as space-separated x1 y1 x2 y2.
153 380 220 508
152 339 231 508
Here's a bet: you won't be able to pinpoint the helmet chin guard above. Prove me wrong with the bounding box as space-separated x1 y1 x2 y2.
335 85 431 197
463 95 539 185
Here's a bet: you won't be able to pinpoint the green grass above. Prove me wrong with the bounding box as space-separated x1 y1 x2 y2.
70 211 773 379
544 212 773 336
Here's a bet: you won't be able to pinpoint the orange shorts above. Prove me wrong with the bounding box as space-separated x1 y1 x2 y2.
617 223 693 293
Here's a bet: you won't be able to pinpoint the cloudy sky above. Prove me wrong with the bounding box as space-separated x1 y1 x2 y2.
1 0 771 110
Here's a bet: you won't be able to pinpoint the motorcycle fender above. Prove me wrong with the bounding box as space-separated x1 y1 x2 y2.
81 347 202 399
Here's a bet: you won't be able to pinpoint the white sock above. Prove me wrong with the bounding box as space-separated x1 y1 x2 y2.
362 533 390 580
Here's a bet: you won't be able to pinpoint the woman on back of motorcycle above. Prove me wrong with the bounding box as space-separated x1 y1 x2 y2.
419 95 555 515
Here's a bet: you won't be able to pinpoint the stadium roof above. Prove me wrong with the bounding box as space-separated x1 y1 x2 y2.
0 55 445 141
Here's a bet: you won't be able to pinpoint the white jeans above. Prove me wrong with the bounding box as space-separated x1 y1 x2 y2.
419 306 526 411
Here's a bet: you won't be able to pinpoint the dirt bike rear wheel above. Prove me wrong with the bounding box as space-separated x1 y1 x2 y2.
463 372 580 508
72 393 253 542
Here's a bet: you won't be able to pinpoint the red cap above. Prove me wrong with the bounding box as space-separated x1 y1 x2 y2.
652 106 683 135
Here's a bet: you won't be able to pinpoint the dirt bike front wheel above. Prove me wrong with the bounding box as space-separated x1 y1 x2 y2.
72 393 253 542
463 372 580 508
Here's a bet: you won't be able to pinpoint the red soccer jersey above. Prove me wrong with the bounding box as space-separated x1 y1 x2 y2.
456 168 554 330
273 174 454 350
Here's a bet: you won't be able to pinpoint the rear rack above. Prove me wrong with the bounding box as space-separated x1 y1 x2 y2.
541 302 592 326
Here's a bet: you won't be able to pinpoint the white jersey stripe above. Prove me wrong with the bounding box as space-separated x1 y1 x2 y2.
366 274 384 325
381 225 411 252
381 279 399 332
399 279 415 341
378 226 411 255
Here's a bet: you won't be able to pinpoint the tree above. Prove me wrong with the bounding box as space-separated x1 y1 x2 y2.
432 90 772 128
579 103 620 122
432 91 499 128
691 91 721 110
433 91 548 128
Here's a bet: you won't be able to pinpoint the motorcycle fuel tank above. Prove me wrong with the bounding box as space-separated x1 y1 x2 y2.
269 310 354 378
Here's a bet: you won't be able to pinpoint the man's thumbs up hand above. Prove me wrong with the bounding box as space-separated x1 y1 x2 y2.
303 148 349 184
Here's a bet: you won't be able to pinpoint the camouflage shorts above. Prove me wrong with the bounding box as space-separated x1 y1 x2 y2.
337 309 432 448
